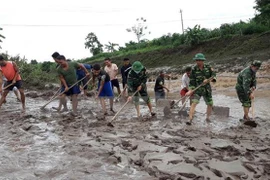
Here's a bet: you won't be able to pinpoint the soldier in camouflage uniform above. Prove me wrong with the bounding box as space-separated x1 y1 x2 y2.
127 61 156 118
235 60 262 121
186 53 216 124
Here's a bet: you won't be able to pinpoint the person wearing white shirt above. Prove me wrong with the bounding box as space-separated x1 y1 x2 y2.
104 58 121 95
180 66 192 107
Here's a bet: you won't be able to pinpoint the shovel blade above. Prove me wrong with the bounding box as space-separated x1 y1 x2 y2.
244 120 257 128
212 106 230 117
107 122 114 127
178 110 188 117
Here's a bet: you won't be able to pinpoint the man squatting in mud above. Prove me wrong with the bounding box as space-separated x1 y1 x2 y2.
56 55 90 116
0 55 26 112
127 61 156 118
186 53 216 125
235 60 262 121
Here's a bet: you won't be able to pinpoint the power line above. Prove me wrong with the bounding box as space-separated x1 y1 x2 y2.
0 15 254 27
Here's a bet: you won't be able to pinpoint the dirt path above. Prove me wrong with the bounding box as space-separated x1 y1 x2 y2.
0 84 269 179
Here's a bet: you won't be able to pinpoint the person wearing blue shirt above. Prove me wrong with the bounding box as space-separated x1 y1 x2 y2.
77 63 92 96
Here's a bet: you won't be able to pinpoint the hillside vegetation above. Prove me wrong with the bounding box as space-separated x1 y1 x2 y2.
82 32 270 74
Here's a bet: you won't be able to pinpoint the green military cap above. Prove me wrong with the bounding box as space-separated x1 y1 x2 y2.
193 53 206 61
251 60 262 68
132 61 144 72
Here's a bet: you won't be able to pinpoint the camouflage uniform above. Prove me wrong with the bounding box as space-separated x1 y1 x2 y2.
127 67 150 105
189 64 216 105
235 67 256 107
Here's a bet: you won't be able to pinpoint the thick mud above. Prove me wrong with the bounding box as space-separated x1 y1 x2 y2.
0 85 269 179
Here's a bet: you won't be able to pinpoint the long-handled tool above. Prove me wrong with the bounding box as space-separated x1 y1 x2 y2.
107 89 139 127
185 77 215 125
3 82 15 90
40 76 87 109
243 91 257 128
82 77 92 89
115 86 127 102
48 87 61 102
170 76 215 111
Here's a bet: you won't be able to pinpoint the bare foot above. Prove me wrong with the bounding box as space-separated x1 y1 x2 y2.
60 108 68 113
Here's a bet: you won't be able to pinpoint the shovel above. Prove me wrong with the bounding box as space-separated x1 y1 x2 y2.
3 82 15 90
165 77 215 116
243 94 257 128
107 89 139 127
40 76 87 109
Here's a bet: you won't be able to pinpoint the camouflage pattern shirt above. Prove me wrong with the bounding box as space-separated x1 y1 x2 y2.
127 67 147 93
235 67 256 96
189 63 216 92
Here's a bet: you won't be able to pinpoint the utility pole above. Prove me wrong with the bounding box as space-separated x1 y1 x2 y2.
180 9 184 34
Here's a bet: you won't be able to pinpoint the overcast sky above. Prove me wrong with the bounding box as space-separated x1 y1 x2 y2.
0 0 256 62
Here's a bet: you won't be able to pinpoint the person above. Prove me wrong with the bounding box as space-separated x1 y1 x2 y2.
77 63 92 96
180 66 192 107
0 55 26 111
185 53 216 124
120 58 132 96
51 51 65 111
104 58 121 95
56 55 90 116
91 63 115 115
127 61 156 118
235 60 262 121
154 70 170 103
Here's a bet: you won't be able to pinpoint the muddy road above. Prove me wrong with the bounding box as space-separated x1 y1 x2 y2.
0 84 269 180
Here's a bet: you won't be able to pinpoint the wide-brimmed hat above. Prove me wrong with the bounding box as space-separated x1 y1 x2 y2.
193 53 206 61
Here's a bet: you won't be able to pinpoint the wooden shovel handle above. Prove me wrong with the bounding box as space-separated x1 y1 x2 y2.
110 89 139 122
40 76 87 109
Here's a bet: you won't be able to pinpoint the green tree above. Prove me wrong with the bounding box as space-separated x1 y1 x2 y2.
41 61 54 72
254 0 270 26
126 17 151 43
184 25 208 46
30 59 38 64
104 41 119 52
85 32 103 55
0 27 5 49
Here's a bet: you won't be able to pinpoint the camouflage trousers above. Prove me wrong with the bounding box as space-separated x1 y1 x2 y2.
236 90 251 107
131 86 151 106
191 88 213 106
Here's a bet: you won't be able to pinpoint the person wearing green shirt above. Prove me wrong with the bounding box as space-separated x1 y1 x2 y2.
186 53 216 125
127 61 156 119
56 55 90 116
235 60 262 121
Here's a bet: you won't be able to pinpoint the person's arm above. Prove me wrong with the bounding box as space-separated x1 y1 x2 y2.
59 75 68 92
242 72 253 97
0 71 3 93
210 65 217 82
12 62 20 84
79 63 90 77
127 71 134 96
138 68 147 91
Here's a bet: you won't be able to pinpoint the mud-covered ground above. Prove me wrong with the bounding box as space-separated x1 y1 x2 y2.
0 77 270 180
